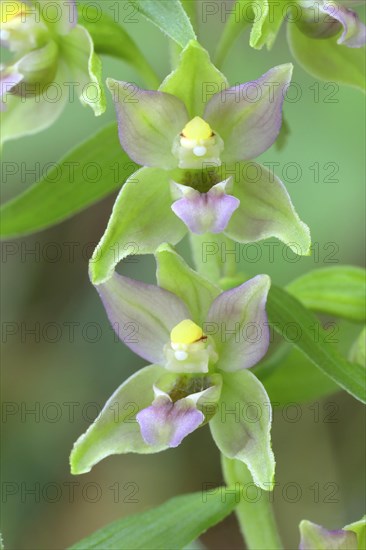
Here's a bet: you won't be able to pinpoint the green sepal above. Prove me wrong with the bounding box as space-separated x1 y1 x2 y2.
155 243 221 325
89 167 186 285
70 365 166 475
287 22 366 92
160 40 228 118
344 516 366 550
210 369 275 490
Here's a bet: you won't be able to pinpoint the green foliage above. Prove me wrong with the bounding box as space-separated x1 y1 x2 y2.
287 266 366 322
267 286 366 403
0 124 136 238
255 345 339 405
69 489 238 549
77 3 159 88
133 0 196 48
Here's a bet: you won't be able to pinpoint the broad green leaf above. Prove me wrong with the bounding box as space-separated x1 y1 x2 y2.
77 4 159 88
255 345 339 405
160 40 228 117
133 0 196 48
344 517 366 550
0 124 136 238
89 167 186 285
287 266 366 322
69 489 238 549
210 369 275 490
267 286 366 403
70 365 166 475
349 327 366 367
287 22 366 92
155 243 221 325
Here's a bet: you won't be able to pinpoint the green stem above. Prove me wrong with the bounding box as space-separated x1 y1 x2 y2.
222 456 283 550
215 5 250 68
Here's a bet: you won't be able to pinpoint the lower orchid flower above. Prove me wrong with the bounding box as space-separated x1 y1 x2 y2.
299 517 365 549
0 0 105 144
71 245 275 490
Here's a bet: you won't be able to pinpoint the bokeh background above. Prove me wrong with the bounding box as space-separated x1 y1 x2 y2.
1 1 365 548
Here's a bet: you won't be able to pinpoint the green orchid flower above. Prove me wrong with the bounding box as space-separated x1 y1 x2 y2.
71 245 275 490
89 40 310 286
0 0 105 144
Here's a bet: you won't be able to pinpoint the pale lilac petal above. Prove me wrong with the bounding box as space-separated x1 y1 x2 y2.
137 396 204 448
171 180 240 234
205 275 271 371
107 79 188 169
96 272 190 364
204 64 292 163
321 2 366 47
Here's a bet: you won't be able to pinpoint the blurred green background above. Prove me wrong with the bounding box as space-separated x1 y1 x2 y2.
1 1 365 548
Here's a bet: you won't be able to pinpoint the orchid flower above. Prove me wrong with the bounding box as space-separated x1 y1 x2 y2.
299 517 365 549
0 0 105 144
71 245 275 490
235 0 366 91
89 40 310 285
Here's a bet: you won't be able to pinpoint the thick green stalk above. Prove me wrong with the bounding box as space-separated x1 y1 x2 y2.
215 2 250 68
222 456 283 550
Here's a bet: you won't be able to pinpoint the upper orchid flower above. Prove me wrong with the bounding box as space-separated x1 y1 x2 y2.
90 41 310 285
225 0 366 91
299 517 365 549
71 245 275 490
0 0 105 144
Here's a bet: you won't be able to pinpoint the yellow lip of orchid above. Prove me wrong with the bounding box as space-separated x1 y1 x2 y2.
170 319 204 345
1 1 28 26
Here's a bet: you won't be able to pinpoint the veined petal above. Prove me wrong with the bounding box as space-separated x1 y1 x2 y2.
224 162 311 256
210 370 275 490
61 25 105 116
96 272 190 364
299 520 358 549
89 167 187 285
107 78 189 169
206 275 270 372
203 64 293 163
70 365 166 475
321 2 366 47
137 393 204 448
171 179 240 234
37 0 77 35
